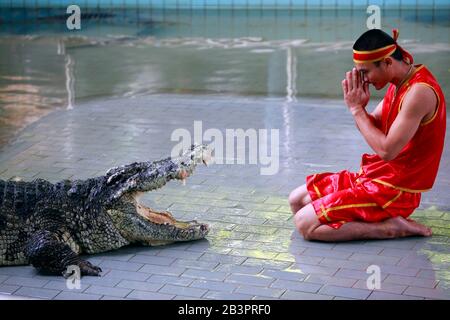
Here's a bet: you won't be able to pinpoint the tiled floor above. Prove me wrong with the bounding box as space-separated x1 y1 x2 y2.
0 94 449 300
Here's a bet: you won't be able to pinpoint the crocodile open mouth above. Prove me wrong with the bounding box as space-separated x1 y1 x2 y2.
132 145 213 231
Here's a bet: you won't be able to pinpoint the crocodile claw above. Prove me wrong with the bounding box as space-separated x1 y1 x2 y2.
79 260 103 277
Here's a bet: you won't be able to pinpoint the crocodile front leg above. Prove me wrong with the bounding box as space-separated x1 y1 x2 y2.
24 230 102 277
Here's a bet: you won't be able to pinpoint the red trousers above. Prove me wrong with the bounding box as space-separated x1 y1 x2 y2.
306 170 421 229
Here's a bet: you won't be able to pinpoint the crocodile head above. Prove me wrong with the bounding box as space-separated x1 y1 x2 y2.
104 144 213 246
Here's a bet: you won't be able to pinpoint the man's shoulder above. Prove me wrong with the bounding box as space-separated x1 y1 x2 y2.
401 83 437 119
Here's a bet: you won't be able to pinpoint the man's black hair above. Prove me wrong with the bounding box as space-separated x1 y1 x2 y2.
353 29 403 66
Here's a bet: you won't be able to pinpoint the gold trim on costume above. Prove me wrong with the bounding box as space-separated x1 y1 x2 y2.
312 174 322 198
319 204 331 222
318 203 378 223
382 191 403 209
416 82 440 126
397 85 411 113
325 203 378 212
372 179 430 193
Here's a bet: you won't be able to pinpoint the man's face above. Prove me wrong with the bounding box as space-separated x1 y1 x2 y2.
355 61 389 90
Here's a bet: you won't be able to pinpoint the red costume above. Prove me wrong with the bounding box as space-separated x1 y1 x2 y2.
306 30 447 229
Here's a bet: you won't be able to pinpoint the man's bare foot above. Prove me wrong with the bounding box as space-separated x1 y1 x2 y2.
384 216 432 238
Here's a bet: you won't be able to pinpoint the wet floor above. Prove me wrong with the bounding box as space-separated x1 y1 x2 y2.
0 8 449 147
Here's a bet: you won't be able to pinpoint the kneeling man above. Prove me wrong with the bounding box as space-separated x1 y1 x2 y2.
289 29 446 242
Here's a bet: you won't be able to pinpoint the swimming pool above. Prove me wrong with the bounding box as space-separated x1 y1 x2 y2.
0 6 449 147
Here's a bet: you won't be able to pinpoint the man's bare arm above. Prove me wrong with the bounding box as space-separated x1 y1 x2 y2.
371 99 383 121
365 99 383 128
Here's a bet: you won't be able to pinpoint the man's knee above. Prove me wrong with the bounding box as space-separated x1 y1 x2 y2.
294 214 313 240
294 204 319 241
289 184 311 210
288 190 299 207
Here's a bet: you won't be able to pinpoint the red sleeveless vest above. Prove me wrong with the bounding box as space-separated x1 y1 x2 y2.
360 64 446 192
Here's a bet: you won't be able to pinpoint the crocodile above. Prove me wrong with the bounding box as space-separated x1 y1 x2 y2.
0 144 212 277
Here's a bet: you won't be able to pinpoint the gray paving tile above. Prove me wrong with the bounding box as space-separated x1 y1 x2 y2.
403 286 449 300
171 258 219 270
156 249 203 260
236 284 285 298
304 275 357 288
74 276 122 287
181 269 228 281
348 253 401 266
4 276 49 288
225 274 274 287
261 269 308 282
147 274 193 287
303 248 353 260
379 247 417 258
84 285 132 298
190 280 237 292
0 266 37 277
172 295 207 300
276 253 322 265
122 290 175 300
200 253 247 264
138 265 185 276
365 239 420 250
353 279 407 294
319 258 370 270
396 256 440 269
203 290 254 300
368 291 423 300
116 280 163 292
215 264 262 275
159 284 207 298
43 280 89 292
417 269 438 280
384 274 439 288
129 255 175 266
99 260 144 272
289 263 339 276
242 258 292 270
319 285 372 300
103 270 151 281
270 279 322 293
100 295 129 300
253 296 281 300
281 290 333 300
14 287 60 300
335 268 386 281
54 291 103 300
379 265 420 277
0 284 20 294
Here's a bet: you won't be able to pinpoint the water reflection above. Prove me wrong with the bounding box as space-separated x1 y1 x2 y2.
63 50 75 110
0 8 449 148
285 46 297 103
